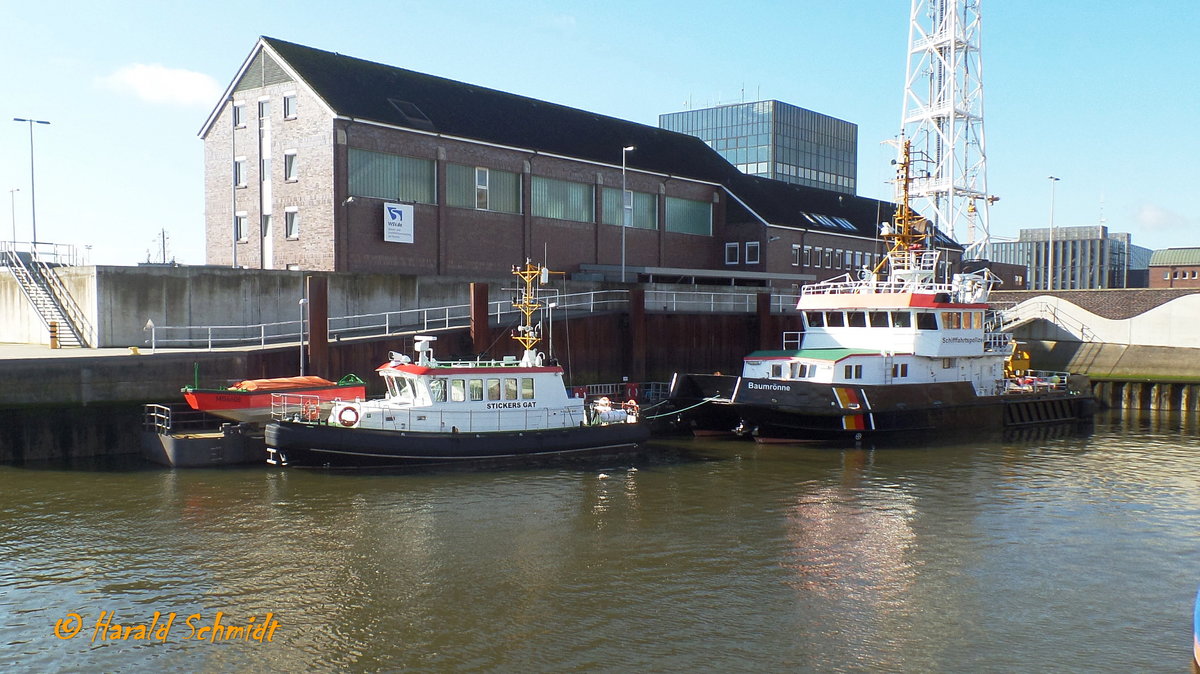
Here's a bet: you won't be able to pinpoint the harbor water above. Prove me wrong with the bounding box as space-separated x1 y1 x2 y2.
2 410 1196 672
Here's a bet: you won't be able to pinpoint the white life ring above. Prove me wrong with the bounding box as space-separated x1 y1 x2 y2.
337 406 359 427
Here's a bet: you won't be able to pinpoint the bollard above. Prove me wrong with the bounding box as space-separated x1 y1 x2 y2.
49 321 60 349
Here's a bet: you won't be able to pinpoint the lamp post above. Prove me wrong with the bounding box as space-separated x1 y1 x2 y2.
298 298 308 376
620 145 635 283
8 188 18 246
13 118 50 246
1047 176 1060 290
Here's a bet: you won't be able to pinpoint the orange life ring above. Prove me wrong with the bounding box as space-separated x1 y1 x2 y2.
337 406 359 427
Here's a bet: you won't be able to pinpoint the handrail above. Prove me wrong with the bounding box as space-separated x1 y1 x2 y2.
145 287 807 350
31 250 94 346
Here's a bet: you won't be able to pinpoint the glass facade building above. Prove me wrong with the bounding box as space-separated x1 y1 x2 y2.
991 225 1151 290
659 100 857 194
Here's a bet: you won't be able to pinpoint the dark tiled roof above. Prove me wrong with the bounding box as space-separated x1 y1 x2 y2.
261 37 953 247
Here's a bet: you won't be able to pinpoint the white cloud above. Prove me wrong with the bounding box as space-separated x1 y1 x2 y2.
96 63 221 107
1136 203 1190 233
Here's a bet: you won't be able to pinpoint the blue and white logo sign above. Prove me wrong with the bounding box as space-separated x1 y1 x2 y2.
383 202 414 244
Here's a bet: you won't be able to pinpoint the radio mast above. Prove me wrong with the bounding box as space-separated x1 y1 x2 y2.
900 0 994 260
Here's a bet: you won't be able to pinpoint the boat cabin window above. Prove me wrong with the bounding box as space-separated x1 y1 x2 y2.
892 363 909 378
521 378 535 400
971 312 982 329
790 363 805 378
469 379 484 401
390 376 417 404
487 378 501 401
916 312 938 330
942 311 962 329
891 311 911 328
450 379 466 403
430 378 447 402
826 312 845 327
805 311 824 327
771 363 784 378
504 378 519 400
869 311 889 328
844 364 863 379
847 312 866 328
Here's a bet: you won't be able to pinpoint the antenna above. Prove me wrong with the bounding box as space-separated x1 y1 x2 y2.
900 0 994 260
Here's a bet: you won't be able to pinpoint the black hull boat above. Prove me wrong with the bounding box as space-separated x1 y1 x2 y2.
266 420 650 468
665 140 1096 443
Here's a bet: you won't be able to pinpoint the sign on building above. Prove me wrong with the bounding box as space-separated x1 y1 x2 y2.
383 203 414 244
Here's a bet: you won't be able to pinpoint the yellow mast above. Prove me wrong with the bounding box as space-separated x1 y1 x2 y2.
510 261 562 353
874 138 931 274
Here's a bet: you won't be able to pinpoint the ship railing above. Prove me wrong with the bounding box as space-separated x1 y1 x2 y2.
271 394 593 431
271 393 330 422
984 332 1013 352
1001 370 1072 394
142 402 228 435
575 381 670 402
800 276 956 297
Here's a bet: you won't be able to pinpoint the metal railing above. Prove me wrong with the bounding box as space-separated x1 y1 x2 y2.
143 403 228 435
144 288 806 350
270 392 589 431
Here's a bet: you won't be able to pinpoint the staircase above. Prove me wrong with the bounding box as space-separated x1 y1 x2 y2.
2 248 90 348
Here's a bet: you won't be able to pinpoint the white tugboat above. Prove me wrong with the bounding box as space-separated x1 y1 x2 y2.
668 140 1095 442
265 263 648 467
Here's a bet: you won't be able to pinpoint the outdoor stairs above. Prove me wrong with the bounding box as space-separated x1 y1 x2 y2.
2 249 88 348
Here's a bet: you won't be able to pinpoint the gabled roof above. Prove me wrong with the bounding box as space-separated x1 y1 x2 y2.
1149 248 1200 266
202 36 959 249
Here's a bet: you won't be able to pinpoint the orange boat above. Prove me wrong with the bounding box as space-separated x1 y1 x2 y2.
182 374 366 423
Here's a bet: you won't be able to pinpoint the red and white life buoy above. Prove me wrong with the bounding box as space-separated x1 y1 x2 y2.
337 406 360 427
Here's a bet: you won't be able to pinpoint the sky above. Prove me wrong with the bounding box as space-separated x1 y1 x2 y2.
1 0 1197 266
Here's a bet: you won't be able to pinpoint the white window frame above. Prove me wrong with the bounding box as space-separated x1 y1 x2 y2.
282 93 298 119
234 157 247 188
284 208 299 239
283 150 298 182
235 212 248 242
232 102 246 128
475 167 489 210
792 244 801 266
725 242 739 265
745 241 760 265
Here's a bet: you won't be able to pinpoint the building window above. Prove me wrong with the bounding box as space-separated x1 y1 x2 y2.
532 176 593 223
447 164 520 213
283 150 298 181
285 209 299 239
725 243 739 265
283 94 297 119
235 213 248 241
348 148 436 204
745 241 760 264
792 244 801 266
834 249 843 269
475 167 489 209
234 158 247 187
602 188 658 229
665 196 712 236
824 248 833 268
232 102 245 127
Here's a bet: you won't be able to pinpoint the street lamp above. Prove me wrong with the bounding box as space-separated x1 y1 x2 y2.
8 188 19 246
1047 176 1060 290
620 145 635 283
298 298 308 376
13 118 50 245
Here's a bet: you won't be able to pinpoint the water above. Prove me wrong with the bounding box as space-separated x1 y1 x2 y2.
2 410 1197 672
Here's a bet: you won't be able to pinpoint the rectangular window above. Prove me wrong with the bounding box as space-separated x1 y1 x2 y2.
892 363 909 378
804 311 824 327
824 249 833 268
469 379 484 401
835 249 843 269
745 241 760 265
917 313 938 330
234 158 247 187
942 311 961 329
235 213 248 241
283 151 298 181
844 250 853 268
521 378 535 400
847 311 866 327
891 311 911 328
487 378 501 401
665 196 712 235
532 176 594 222
792 245 801 266
258 99 270 119
942 358 956 369
447 164 520 213
283 94 297 119
854 251 862 269
348 148 436 204
475 167 489 210
284 209 299 239
771 363 784 378
430 379 447 403
450 379 466 402
869 311 889 327
725 243 739 265
843 364 863 379
826 312 845 327
232 103 245 127
504 378 518 400
601 188 657 229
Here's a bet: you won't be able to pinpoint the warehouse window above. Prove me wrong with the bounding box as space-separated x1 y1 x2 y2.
348 148 435 204
532 177 593 223
665 196 712 236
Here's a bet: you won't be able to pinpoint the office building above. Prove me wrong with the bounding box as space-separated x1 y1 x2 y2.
991 225 1150 290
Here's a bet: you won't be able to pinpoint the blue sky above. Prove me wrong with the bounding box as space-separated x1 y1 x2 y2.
2 0 1196 266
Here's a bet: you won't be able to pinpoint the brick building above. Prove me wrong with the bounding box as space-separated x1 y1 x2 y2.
1149 248 1200 289
199 37 963 286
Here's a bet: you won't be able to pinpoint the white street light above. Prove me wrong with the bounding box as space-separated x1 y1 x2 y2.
8 188 19 246
620 145 635 283
1047 176 1060 290
13 118 50 245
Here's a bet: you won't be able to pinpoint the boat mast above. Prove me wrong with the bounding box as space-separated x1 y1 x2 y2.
511 261 562 366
